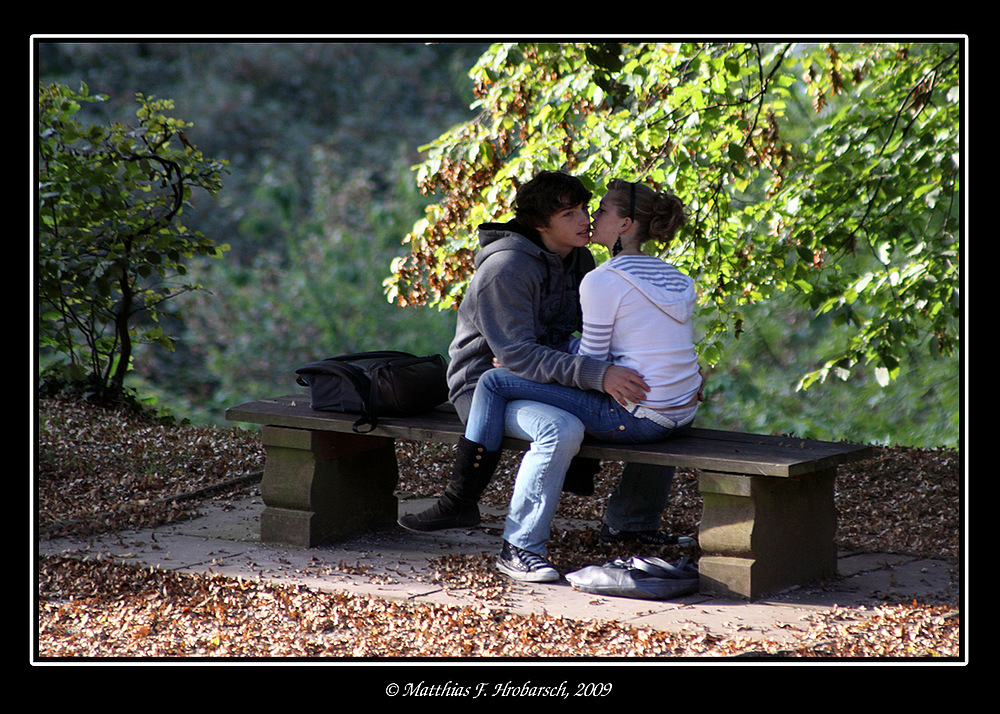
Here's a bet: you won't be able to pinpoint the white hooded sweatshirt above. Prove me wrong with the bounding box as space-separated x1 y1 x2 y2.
576 254 701 411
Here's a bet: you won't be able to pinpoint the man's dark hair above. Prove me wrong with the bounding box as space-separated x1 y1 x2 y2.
514 171 592 230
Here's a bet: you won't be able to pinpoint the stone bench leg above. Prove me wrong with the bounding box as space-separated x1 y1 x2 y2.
258 426 399 548
697 468 838 600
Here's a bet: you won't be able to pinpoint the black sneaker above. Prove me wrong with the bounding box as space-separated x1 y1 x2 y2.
599 524 695 547
496 541 560 582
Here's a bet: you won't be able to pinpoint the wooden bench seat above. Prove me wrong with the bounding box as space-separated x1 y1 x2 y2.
226 395 874 599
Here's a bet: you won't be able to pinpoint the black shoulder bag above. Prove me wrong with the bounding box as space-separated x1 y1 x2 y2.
295 350 448 433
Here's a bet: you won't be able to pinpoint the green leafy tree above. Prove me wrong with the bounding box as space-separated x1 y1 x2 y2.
386 42 960 389
37 82 230 400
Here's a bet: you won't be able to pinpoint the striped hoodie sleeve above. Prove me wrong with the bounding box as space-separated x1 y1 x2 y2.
576 268 619 361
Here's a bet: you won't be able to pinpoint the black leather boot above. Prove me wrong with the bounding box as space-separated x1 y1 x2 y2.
398 437 501 532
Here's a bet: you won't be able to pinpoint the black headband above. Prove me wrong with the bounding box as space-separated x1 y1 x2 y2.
628 181 637 220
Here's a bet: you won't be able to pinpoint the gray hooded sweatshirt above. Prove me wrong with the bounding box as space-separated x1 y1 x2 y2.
446 221 611 418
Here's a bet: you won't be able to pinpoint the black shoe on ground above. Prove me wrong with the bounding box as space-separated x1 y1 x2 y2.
398 501 480 532
599 524 695 547
496 541 560 582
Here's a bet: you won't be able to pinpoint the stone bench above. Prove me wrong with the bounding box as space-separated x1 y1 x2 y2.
226 395 873 600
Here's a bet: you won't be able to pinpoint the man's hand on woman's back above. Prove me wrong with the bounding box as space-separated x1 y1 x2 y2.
602 365 649 406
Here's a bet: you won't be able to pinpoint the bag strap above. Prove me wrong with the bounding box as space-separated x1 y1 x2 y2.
629 556 697 579
353 365 383 433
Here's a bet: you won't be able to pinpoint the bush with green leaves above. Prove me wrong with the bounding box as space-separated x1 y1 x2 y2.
37 82 230 400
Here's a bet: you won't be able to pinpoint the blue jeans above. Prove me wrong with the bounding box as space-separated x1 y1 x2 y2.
466 368 694 554
499 400 585 555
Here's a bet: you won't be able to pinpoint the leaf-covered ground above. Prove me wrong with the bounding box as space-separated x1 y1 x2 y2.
35 397 963 660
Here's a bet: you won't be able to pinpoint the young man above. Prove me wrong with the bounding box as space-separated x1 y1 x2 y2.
399 171 674 582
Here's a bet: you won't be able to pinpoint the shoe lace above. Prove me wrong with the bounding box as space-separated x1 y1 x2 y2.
517 548 552 571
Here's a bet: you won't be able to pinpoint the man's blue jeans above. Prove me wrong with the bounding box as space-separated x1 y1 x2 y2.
466 368 694 554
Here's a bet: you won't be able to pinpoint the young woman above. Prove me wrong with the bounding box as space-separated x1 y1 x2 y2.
466 179 704 581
